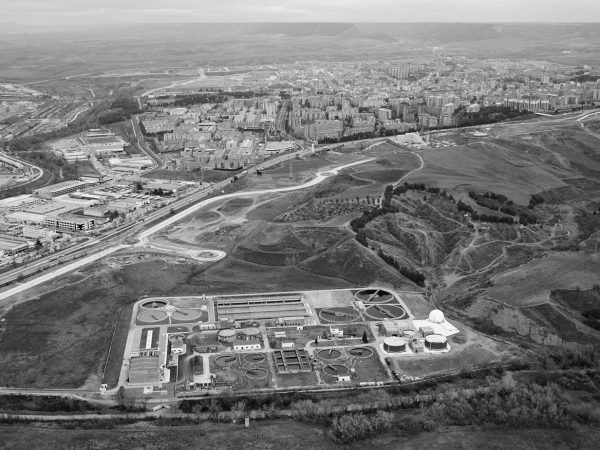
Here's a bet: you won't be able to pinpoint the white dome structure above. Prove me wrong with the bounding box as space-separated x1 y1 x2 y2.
428 309 445 324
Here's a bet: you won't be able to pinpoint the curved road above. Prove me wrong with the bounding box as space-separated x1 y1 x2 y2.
0 158 375 303
0 151 44 191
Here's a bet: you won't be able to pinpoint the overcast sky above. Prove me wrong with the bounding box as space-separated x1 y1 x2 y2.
3 0 600 26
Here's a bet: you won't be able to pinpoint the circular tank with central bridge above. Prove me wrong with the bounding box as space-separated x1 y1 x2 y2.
171 308 203 323
137 309 168 325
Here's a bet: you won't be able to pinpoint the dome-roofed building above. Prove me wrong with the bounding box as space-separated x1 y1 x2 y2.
428 309 445 324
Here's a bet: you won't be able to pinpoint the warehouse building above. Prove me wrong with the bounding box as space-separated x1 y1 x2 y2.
0 234 29 256
33 180 95 199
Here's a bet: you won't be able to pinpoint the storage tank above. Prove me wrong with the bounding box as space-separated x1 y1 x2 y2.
217 328 236 343
383 336 407 353
425 334 448 350
403 329 415 339
239 327 261 341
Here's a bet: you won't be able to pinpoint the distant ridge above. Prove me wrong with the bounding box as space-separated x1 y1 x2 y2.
251 22 356 37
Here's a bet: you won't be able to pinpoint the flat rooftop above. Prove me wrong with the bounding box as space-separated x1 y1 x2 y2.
128 356 160 384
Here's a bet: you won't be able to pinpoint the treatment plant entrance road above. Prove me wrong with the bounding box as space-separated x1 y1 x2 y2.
0 158 375 306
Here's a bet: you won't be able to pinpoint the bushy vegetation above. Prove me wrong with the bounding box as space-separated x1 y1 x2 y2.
97 95 142 124
378 249 425 286
426 382 576 429
528 193 545 209
469 191 537 224
172 93 229 107
543 347 599 370
575 210 600 240
350 206 384 232
326 379 594 444
0 395 102 413
454 105 533 127
393 182 454 201
330 411 395 444
582 309 600 331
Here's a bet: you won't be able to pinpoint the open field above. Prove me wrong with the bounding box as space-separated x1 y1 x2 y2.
488 252 600 308
404 143 575 204
1 421 598 450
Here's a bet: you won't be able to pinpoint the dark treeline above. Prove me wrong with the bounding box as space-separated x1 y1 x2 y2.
528 193 545 209
330 381 585 444
378 249 425 286
454 104 533 127
393 182 454 201
171 93 229 107
98 95 142 125
468 191 538 224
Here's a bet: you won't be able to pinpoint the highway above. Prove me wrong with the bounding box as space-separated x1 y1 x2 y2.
0 151 44 192
0 151 372 304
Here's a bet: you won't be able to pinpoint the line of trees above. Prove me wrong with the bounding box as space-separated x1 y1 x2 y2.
393 182 455 201
378 249 425 287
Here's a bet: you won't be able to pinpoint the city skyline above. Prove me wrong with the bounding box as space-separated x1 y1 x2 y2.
2 0 600 27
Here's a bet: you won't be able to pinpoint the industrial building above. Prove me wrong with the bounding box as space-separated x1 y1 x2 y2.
0 234 29 255
214 293 311 325
44 214 95 232
78 129 126 157
128 356 160 384
0 194 42 212
33 180 96 199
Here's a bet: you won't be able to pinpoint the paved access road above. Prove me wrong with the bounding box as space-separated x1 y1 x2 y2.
0 157 374 305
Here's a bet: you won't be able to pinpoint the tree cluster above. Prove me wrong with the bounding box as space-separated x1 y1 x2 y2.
378 249 425 287
330 411 395 444
528 193 545 209
394 182 454 201
427 382 576 430
350 206 384 232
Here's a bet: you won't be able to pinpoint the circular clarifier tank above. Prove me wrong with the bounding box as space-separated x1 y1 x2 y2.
317 349 342 360
364 304 406 320
355 288 394 303
318 307 360 323
171 308 203 323
137 309 168 324
323 364 350 377
141 299 167 309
